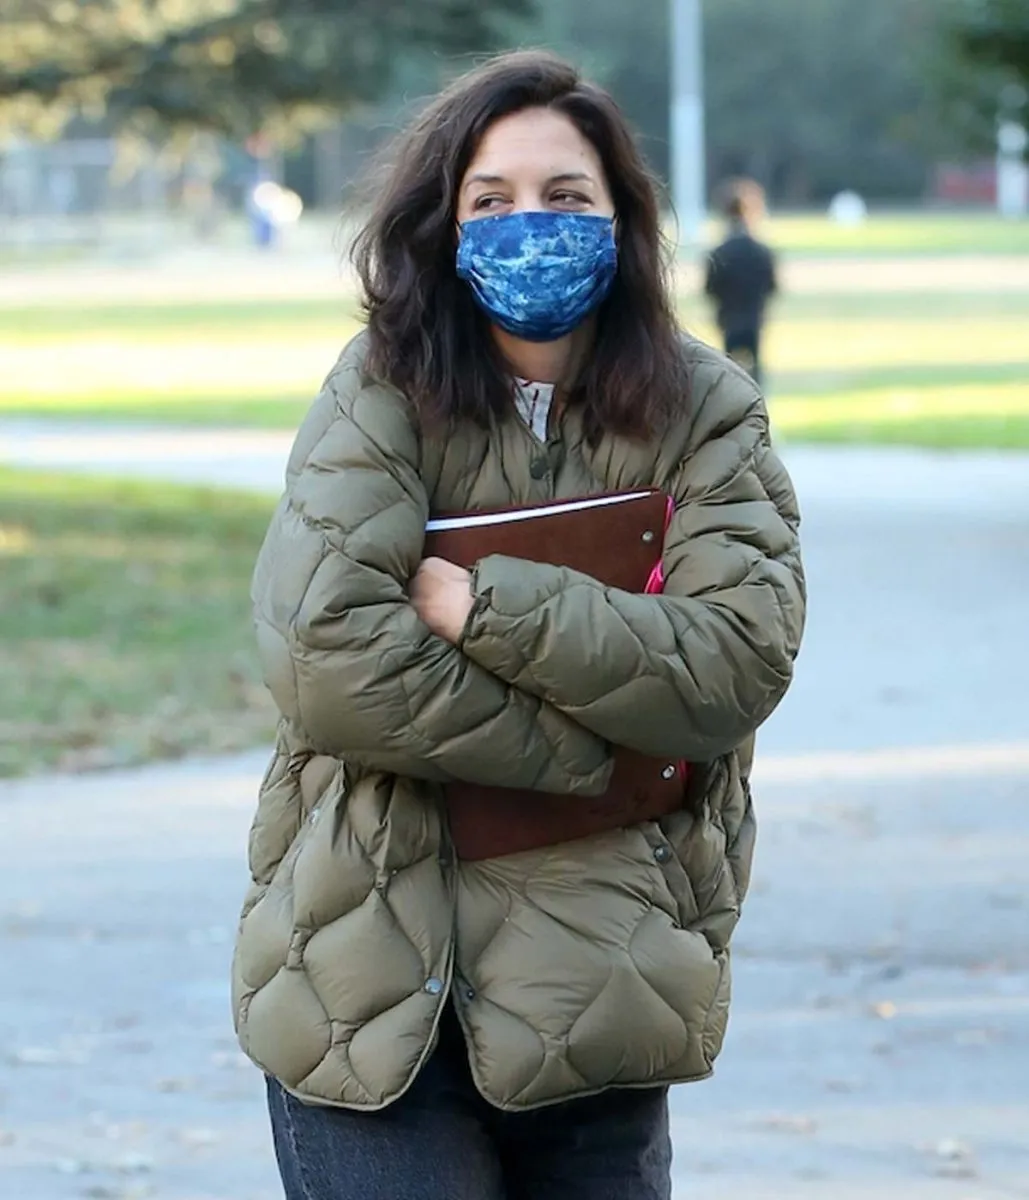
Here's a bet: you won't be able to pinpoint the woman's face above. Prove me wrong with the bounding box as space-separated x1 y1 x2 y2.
456 107 615 224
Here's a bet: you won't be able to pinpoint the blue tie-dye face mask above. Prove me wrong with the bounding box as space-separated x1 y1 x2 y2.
456 210 617 342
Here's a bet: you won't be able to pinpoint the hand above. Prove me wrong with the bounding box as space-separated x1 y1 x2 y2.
410 557 474 644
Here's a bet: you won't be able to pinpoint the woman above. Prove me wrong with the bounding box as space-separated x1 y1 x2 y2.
233 50 805 1200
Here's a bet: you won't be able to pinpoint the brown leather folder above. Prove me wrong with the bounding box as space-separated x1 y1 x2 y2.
423 489 687 861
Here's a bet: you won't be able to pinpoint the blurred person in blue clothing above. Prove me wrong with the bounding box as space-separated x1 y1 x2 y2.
704 178 777 386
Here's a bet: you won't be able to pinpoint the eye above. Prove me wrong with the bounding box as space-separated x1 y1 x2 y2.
472 194 509 212
550 190 592 209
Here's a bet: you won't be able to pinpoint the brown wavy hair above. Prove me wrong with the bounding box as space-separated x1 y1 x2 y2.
351 50 689 443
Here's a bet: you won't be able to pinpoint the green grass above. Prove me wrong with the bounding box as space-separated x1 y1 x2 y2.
0 299 361 339
0 215 1027 450
1 295 1027 441
0 469 277 775
751 212 1029 257
771 360 1029 396
3 307 1025 447
0 391 316 427
771 380 1029 449
684 290 1029 321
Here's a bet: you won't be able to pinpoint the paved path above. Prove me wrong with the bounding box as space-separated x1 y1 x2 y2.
1 432 1028 1198
0 421 295 493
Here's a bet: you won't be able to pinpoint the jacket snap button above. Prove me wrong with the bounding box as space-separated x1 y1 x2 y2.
653 845 672 864
661 764 676 780
423 976 444 996
529 457 549 479
641 530 655 543
464 986 476 1002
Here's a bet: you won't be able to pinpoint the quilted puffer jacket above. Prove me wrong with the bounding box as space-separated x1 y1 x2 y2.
232 331 805 1112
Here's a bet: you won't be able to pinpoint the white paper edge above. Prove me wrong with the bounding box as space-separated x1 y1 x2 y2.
425 491 653 533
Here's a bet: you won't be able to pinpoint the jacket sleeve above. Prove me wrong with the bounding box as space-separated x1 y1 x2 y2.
458 365 806 764
252 351 611 795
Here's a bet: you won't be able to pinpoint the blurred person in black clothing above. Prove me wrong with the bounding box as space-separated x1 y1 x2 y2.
704 179 777 385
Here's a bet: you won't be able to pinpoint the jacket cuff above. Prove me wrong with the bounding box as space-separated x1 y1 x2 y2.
461 554 584 686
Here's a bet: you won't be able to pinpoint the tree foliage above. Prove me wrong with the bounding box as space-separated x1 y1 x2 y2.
919 0 1029 161
537 0 954 203
948 0 1029 83
4 0 1017 198
0 0 532 138
703 0 955 201
943 0 1029 138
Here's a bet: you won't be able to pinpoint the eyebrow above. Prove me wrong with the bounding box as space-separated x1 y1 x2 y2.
462 171 595 190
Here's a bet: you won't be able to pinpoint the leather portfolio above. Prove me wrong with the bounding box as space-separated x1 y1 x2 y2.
423 489 687 860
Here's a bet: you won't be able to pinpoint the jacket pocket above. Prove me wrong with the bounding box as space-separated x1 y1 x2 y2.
648 830 702 929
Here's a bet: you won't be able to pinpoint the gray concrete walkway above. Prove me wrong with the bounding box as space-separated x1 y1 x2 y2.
1 432 1028 1198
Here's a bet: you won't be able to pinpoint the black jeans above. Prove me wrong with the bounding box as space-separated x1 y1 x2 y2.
267 1007 672 1199
723 325 763 386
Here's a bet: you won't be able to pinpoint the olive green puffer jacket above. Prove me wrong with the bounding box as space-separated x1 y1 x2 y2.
232 331 805 1111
